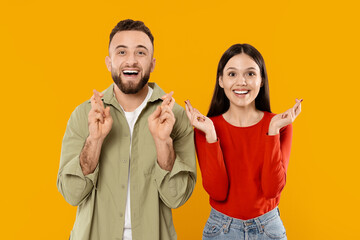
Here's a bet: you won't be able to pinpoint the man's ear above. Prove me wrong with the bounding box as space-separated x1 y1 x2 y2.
105 56 112 72
150 58 156 73
219 76 224 88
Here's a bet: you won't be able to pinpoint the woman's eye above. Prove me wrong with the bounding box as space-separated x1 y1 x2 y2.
247 72 256 77
228 72 236 77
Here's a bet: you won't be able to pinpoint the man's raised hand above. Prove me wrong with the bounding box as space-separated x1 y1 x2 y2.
88 89 113 141
148 91 176 141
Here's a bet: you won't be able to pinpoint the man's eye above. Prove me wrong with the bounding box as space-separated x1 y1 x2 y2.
118 51 125 55
137 51 145 55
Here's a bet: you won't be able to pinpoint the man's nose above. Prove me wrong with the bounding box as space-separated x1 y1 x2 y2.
125 53 138 65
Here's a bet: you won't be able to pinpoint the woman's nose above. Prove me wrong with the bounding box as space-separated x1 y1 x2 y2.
239 76 247 86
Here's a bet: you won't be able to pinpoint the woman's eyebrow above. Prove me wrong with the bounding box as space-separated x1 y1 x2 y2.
246 67 258 70
225 66 258 71
226 67 238 71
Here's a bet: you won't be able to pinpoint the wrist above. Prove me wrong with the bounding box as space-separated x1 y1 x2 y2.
153 137 173 146
268 123 280 136
154 137 175 171
87 135 104 146
205 128 217 143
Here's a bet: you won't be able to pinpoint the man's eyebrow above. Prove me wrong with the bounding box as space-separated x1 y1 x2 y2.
115 45 128 50
136 45 149 51
114 45 149 51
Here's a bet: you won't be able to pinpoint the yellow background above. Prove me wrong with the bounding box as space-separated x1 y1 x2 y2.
1 0 359 239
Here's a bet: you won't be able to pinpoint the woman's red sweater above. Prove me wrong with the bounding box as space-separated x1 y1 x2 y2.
195 111 292 220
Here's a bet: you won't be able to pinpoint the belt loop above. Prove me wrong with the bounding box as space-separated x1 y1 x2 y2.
254 218 263 233
223 218 232 234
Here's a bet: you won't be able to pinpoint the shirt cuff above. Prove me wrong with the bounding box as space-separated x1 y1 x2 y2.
154 154 194 185
62 158 100 189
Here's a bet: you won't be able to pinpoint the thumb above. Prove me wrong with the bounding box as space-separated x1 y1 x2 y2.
104 106 111 118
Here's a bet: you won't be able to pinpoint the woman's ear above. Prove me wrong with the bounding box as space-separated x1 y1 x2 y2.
219 76 224 88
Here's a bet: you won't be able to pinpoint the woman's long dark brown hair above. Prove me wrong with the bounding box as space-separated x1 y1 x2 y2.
207 44 271 117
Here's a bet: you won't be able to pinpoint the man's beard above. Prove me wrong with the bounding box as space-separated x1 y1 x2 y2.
111 69 150 94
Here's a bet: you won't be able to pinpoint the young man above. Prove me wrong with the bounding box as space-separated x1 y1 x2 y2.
57 19 196 240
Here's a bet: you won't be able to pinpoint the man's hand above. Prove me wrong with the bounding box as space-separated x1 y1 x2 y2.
268 98 302 135
148 92 176 171
148 91 176 141
88 90 113 141
80 90 113 175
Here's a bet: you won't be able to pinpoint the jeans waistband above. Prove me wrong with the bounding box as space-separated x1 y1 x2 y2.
209 207 280 233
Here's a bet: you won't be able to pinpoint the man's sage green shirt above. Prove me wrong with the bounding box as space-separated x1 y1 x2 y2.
57 83 197 240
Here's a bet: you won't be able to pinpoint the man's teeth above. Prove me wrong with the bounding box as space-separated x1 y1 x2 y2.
234 90 249 94
123 70 139 74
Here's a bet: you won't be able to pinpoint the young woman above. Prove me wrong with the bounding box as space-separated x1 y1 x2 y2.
185 44 302 240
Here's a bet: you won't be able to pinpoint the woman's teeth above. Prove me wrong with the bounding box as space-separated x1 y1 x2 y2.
234 90 249 94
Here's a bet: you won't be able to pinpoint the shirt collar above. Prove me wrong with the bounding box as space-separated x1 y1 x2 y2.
90 82 166 111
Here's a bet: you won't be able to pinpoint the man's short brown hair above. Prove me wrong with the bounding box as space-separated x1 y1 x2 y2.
109 19 154 47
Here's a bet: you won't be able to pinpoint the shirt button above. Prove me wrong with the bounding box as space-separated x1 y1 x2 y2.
120 213 123 217
121 185 125 189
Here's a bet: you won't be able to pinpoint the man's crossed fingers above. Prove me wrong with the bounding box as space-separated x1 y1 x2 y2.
90 89 106 124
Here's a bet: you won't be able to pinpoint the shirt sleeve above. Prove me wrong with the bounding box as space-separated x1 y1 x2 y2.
194 128 229 201
153 107 197 209
261 123 293 199
56 104 99 206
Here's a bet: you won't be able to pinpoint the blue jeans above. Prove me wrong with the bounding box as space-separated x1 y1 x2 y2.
202 207 287 240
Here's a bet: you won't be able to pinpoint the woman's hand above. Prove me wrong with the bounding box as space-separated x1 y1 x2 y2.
185 100 217 143
268 98 302 135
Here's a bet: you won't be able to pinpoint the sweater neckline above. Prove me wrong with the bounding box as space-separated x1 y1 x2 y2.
220 111 267 129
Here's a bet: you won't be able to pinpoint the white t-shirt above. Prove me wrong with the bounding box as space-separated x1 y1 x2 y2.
122 86 153 240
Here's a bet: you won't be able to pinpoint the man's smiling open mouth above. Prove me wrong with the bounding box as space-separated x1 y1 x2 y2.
122 70 139 76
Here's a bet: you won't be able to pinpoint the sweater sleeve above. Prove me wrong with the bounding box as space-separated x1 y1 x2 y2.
194 128 229 201
261 123 293 199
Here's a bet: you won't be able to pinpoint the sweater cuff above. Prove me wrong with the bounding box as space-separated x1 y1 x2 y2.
265 132 280 142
